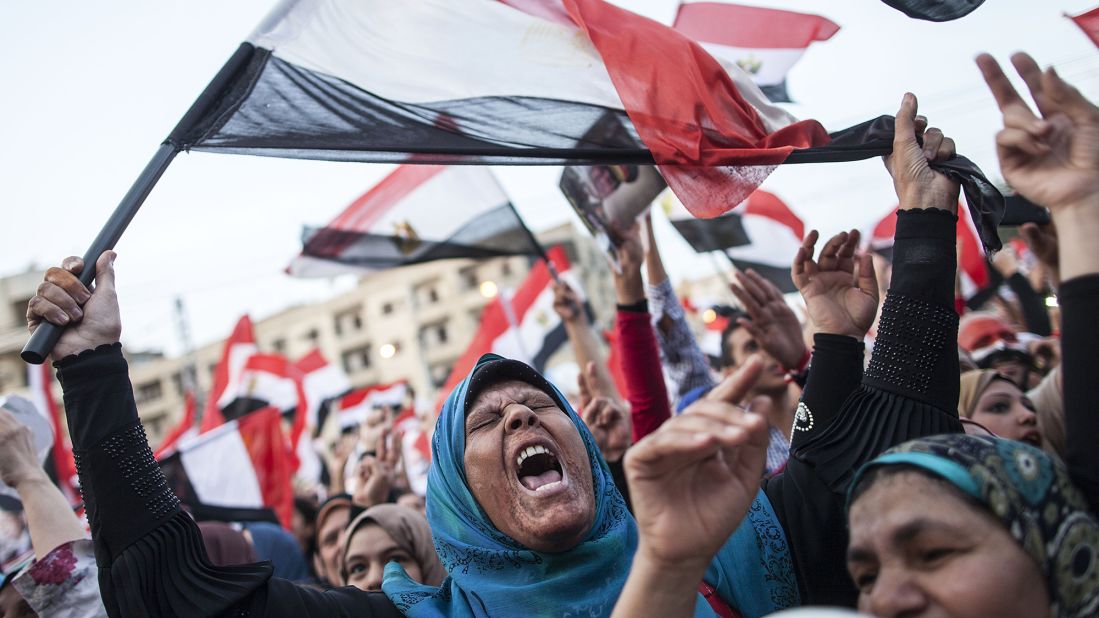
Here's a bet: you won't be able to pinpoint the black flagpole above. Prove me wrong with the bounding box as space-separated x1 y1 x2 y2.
22 43 257 364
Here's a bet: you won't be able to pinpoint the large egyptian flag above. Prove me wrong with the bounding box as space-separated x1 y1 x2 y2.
672 2 839 103
435 246 583 408
167 0 915 227
332 382 410 431
287 165 539 277
664 190 805 293
161 406 294 528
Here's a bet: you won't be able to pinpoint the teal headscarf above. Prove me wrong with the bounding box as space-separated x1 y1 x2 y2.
382 354 799 617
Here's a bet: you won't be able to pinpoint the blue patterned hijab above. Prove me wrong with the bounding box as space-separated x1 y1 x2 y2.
382 354 798 617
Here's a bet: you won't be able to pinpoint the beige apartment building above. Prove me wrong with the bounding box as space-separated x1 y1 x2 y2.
0 223 618 444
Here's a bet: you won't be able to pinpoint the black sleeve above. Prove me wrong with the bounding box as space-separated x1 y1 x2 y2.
789 333 865 452
55 344 398 618
1005 272 1053 336
764 208 964 607
1058 274 1099 514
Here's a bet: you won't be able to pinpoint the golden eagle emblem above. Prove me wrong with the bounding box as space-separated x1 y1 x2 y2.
392 220 422 255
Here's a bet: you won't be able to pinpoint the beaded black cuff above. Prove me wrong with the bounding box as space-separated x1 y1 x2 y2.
865 292 957 403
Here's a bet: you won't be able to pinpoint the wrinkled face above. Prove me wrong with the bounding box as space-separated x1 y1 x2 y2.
848 471 1049 618
724 328 787 393
464 379 595 553
343 523 423 592
970 380 1041 447
316 506 351 585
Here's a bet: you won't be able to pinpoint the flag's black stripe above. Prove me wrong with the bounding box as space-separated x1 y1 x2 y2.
185 52 892 166
759 81 791 104
724 256 797 294
530 302 594 372
300 203 540 268
669 214 751 253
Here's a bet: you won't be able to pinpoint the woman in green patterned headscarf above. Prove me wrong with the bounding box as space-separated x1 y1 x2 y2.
846 434 1099 618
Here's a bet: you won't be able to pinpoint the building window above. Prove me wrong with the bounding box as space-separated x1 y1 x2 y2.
459 266 479 290
469 308 483 326
335 307 363 335
381 302 394 315
272 338 286 354
419 321 450 347
429 363 453 389
501 261 513 277
135 380 163 405
304 328 319 343
170 372 184 397
427 288 439 303
341 345 372 373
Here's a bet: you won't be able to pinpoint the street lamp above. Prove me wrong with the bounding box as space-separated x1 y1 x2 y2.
379 342 397 359
480 280 499 299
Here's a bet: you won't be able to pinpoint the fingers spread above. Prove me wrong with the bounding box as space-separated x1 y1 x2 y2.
817 231 850 270
976 53 1028 112
996 127 1051 157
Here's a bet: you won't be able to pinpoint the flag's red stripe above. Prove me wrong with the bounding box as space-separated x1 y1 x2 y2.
1069 7 1099 48
562 0 831 220
332 165 447 231
673 2 839 50
292 349 328 374
238 407 294 528
740 190 805 242
202 315 255 432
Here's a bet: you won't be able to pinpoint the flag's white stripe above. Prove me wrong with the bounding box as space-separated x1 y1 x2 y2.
489 270 582 362
699 42 807 88
301 363 351 428
179 422 264 509
363 167 509 237
249 0 795 133
725 215 802 267
287 255 373 278
217 343 259 409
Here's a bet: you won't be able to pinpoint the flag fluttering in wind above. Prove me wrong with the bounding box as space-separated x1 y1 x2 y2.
672 2 839 103
162 406 294 528
333 382 410 432
1068 6 1099 48
664 190 805 293
170 0 904 224
435 246 582 408
287 165 540 277
200 315 257 433
293 349 352 431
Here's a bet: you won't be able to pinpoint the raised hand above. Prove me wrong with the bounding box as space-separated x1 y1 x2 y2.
26 251 121 360
1020 222 1059 283
577 361 631 462
624 357 769 571
353 428 402 508
729 269 808 370
612 221 646 304
552 281 584 324
884 94 960 213
0 407 46 491
976 53 1099 213
793 229 879 340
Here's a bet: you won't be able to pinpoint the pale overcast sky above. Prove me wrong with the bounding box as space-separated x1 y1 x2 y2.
2 0 1098 355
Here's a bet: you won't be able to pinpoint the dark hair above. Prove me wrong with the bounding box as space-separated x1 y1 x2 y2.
718 309 750 369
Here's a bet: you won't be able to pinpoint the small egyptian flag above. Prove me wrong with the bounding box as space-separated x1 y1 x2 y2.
1069 6 1099 49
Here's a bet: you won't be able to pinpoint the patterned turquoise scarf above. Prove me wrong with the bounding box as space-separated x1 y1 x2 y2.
383 354 798 617
851 434 1099 618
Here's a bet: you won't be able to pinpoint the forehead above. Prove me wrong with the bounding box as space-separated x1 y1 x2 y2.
468 379 553 411
980 379 1020 399
849 471 982 541
348 523 398 553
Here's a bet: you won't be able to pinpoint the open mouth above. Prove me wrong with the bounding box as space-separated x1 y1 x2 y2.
516 444 565 493
1020 431 1042 447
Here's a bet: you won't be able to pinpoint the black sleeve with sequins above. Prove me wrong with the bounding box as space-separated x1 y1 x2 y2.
763 208 963 607
55 344 399 618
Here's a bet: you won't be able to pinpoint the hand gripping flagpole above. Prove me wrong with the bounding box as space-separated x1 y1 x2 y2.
22 43 257 364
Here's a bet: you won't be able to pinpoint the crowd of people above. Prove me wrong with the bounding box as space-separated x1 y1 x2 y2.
1 50 1097 617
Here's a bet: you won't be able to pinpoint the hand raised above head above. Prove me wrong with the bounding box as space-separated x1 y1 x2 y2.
884 93 960 213
552 281 584 323
0 408 45 490
729 269 807 371
793 229 879 340
26 251 121 361
976 52 1099 213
